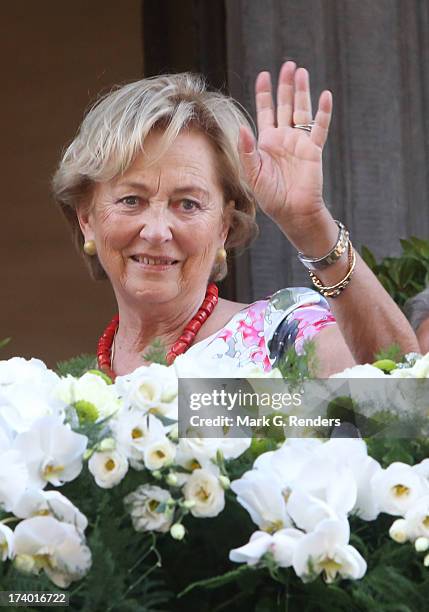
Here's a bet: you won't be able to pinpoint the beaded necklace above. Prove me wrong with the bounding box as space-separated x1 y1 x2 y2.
96 283 219 380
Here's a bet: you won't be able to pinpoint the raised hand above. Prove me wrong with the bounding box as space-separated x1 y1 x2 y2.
238 61 332 243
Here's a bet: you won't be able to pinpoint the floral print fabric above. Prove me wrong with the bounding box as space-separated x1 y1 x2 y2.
186 287 336 371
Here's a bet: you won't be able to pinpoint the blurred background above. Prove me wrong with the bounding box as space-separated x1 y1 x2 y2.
2 0 429 366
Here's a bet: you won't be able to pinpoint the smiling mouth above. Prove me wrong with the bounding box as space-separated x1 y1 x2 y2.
130 255 179 266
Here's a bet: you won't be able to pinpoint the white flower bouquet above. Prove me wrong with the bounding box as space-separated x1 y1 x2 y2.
1 351 429 610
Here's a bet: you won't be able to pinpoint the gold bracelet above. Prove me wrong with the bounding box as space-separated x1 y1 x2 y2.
308 242 356 298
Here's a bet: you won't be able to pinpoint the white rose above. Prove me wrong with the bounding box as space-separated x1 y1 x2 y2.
143 437 176 471
175 438 220 472
111 410 166 470
88 450 128 488
183 468 225 518
124 485 173 533
115 363 178 420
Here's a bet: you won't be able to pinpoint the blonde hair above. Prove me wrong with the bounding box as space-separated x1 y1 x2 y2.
53 73 258 281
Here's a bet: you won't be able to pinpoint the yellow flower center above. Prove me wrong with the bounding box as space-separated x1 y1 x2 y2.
196 486 210 502
34 553 55 571
319 557 343 583
392 484 410 497
423 515 429 528
131 427 143 439
189 459 201 471
105 459 116 471
148 500 160 512
42 464 64 479
264 520 284 534
155 450 166 459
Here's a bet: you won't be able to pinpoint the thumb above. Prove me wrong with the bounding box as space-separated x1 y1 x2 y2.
238 125 261 186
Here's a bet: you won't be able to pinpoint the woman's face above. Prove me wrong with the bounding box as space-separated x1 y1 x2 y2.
78 129 230 306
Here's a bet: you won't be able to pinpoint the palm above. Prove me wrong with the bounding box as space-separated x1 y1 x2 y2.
239 62 332 228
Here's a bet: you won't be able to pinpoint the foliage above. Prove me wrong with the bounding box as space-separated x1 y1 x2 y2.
56 354 97 378
361 237 429 307
0 337 11 350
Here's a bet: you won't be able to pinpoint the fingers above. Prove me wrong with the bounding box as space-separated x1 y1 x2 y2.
293 68 312 126
238 125 262 186
255 61 332 145
310 90 333 149
277 61 296 127
255 71 275 132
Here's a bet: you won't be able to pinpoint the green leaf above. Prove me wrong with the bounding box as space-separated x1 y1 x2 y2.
143 339 168 365
56 354 97 377
361 245 377 269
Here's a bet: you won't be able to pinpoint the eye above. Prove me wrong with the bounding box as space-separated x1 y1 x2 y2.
179 199 201 212
118 195 139 207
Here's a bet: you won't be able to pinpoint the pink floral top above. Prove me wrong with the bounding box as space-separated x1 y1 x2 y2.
186 287 336 371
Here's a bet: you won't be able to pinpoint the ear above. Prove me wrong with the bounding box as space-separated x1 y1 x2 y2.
76 204 95 242
221 200 235 242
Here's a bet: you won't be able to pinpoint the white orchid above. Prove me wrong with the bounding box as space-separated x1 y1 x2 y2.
88 450 129 488
312 438 382 521
396 496 429 542
12 489 88 533
230 528 304 567
115 363 178 420
13 516 91 588
0 450 29 511
231 470 290 532
56 372 121 421
0 358 65 434
293 519 367 583
124 485 173 533
183 468 225 518
0 523 14 560
254 439 323 490
371 462 428 516
13 416 87 488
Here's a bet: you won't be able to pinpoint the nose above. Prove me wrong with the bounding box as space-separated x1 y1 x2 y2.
138 205 173 245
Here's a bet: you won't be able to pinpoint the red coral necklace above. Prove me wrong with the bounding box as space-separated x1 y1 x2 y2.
97 283 219 380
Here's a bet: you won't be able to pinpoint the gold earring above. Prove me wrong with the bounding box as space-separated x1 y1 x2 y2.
83 240 97 256
216 247 227 263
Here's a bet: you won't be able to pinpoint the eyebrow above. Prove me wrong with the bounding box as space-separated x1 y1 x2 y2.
115 182 210 199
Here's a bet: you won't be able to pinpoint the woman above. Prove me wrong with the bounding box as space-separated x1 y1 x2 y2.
53 62 418 378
